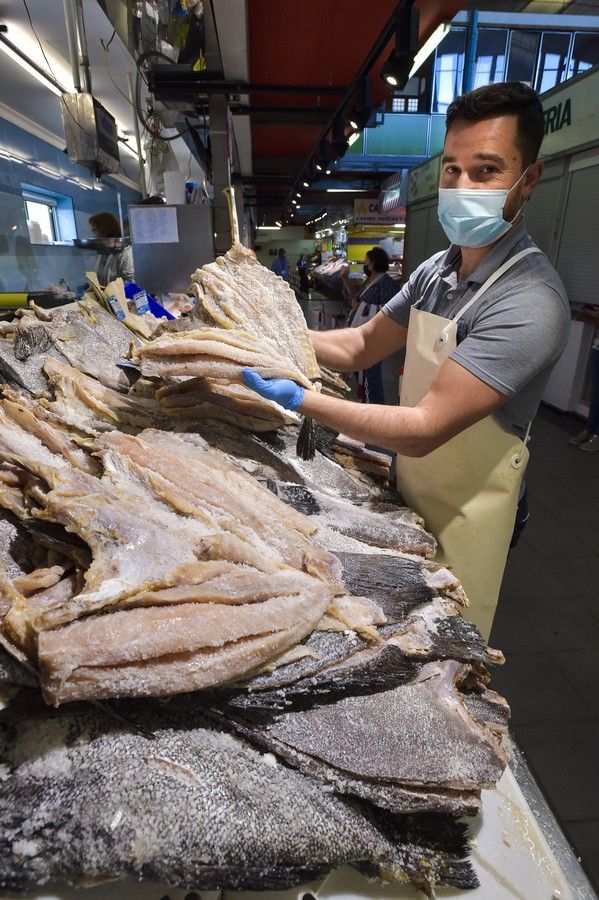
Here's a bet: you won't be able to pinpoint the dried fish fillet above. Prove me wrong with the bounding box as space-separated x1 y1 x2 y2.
0 704 477 893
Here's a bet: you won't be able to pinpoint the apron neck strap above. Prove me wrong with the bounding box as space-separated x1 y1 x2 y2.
451 247 542 324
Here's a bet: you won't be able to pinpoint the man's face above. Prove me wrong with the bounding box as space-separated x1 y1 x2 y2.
440 115 543 222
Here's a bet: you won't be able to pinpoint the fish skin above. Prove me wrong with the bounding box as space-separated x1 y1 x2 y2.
252 661 506 792
0 703 476 893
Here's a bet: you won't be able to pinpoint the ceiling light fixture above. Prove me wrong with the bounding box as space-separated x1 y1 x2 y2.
0 33 66 97
347 132 362 147
275 220 282 227
303 180 309 188
315 162 323 172
296 192 301 198
380 3 420 90
409 21 450 78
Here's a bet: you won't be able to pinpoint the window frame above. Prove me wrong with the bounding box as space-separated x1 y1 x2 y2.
23 192 59 244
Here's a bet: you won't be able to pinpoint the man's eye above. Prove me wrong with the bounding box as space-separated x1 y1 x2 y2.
444 166 458 175
480 166 498 175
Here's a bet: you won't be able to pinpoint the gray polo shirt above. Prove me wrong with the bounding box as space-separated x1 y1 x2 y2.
382 219 570 437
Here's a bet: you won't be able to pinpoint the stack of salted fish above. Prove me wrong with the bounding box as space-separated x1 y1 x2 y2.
0 244 510 896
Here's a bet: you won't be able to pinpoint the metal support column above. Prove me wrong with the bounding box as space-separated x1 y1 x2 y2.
63 0 81 92
204 0 232 254
73 0 92 94
462 9 479 95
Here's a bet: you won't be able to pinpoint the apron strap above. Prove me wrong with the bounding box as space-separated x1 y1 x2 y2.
451 247 542 324
511 420 532 469
436 246 543 348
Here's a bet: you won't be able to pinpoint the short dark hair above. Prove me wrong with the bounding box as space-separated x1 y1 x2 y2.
278 247 286 255
366 246 390 272
445 81 545 167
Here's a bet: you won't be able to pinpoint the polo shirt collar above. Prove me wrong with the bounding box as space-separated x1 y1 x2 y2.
435 218 529 285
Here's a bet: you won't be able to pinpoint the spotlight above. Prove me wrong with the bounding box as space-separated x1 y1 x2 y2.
315 162 323 172
302 180 309 188
380 3 420 90
347 77 373 132
275 220 282 227
325 169 331 175
292 199 297 205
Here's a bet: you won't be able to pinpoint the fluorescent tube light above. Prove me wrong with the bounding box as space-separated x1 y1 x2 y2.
409 22 450 78
326 188 369 192
257 226 281 230
0 35 65 96
347 132 361 147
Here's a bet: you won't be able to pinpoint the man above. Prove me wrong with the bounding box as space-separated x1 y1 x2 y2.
244 82 570 638
271 248 290 282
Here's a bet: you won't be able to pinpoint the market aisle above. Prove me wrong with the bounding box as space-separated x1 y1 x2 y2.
490 404 599 893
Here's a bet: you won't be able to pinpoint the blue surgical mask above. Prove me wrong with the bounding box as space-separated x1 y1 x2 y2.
437 170 527 248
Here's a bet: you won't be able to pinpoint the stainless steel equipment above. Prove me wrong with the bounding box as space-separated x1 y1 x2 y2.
129 204 215 295
61 93 120 176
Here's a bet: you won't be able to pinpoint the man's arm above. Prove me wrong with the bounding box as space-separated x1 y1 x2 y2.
309 311 408 372
299 358 507 457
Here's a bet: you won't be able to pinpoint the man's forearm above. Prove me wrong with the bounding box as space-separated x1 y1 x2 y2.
300 390 431 457
309 327 366 372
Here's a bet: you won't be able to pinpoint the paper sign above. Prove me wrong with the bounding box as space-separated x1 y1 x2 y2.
130 206 179 244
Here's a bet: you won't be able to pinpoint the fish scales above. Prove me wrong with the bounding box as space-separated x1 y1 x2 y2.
0 704 476 893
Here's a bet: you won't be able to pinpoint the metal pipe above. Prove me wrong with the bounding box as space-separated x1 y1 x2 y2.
73 0 92 94
127 71 148 198
462 9 479 94
62 0 81 92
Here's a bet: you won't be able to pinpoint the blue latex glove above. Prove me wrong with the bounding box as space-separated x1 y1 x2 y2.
242 368 305 411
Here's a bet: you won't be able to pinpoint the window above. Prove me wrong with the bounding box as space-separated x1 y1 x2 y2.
23 195 57 244
473 28 508 88
506 30 540 86
536 32 572 93
21 184 77 245
432 28 466 113
568 32 599 79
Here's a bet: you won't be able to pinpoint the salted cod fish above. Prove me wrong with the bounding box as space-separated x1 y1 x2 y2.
0 300 137 394
190 241 320 381
219 660 506 821
0 406 337 704
157 376 298 431
42 357 169 433
135 327 315 389
0 701 477 894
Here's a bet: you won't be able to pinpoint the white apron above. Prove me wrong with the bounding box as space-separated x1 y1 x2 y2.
396 248 540 639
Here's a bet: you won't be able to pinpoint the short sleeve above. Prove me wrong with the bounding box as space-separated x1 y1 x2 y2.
381 274 416 327
450 281 571 398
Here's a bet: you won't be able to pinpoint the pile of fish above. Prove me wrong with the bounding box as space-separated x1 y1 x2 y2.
0 244 510 896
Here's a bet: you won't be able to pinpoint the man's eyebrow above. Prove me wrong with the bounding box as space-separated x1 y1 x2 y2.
441 152 507 166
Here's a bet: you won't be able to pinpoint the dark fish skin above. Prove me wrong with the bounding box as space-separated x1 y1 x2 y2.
210 708 481 819
0 703 476 894
335 551 436 614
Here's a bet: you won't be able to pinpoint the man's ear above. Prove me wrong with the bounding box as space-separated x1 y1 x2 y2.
524 160 544 199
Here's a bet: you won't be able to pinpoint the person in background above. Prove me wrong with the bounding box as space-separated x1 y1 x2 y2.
89 211 134 285
271 247 290 282
340 247 397 404
569 304 599 451
297 253 310 294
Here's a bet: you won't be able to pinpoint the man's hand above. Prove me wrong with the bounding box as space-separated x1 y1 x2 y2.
242 369 305 411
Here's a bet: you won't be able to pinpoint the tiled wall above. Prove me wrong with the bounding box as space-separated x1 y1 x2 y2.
0 116 141 294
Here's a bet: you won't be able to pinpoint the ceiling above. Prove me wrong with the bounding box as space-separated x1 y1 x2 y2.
0 0 206 192
242 0 464 224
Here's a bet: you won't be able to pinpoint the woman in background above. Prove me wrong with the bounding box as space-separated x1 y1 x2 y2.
340 246 397 404
89 211 134 285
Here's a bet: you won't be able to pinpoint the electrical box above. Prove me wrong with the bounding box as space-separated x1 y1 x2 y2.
61 92 120 176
